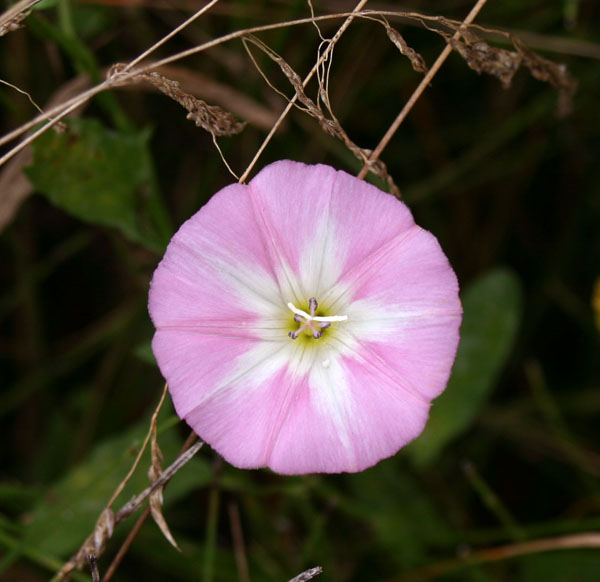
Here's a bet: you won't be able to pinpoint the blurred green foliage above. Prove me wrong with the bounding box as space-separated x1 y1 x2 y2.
1 0 599 581
26 118 171 251
410 269 523 467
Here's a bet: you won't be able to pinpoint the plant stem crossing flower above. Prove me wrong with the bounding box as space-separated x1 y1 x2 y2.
149 161 462 474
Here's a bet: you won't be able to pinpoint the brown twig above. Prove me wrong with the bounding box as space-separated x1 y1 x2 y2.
56 439 204 580
102 506 150 582
108 65 245 136
288 566 323 582
86 554 100 582
237 0 371 183
228 502 250 582
395 532 600 581
101 431 199 582
0 7 575 170
357 0 490 181
0 0 42 36
242 34 399 195
114 439 204 523
53 382 203 582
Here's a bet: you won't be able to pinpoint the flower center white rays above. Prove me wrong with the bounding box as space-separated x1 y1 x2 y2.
287 297 348 340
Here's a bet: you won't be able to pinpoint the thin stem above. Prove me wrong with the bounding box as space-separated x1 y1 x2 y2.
288 566 323 582
228 502 250 582
0 90 99 167
102 431 198 582
238 0 371 183
398 532 600 581
123 0 222 72
203 473 221 582
106 384 168 508
0 9 448 164
462 460 526 542
102 507 150 582
357 0 490 180
0 0 43 32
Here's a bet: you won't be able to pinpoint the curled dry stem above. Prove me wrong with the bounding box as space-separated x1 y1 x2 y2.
0 6 576 172
53 386 204 581
242 34 400 197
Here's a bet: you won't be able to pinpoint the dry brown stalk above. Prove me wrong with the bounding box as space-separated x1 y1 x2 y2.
53 385 205 581
237 0 372 183
0 11 374 163
0 8 578 170
148 394 180 550
228 502 250 582
288 566 323 582
377 17 428 74
397 532 600 581
101 431 199 582
437 24 578 116
357 0 491 181
55 439 204 580
0 75 91 232
102 506 150 582
108 64 245 136
0 0 42 37
86 554 100 582
243 34 400 197
156 65 279 131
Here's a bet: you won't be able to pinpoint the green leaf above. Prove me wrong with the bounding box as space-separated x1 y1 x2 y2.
409 268 523 467
134 340 157 366
26 118 171 250
344 461 455 568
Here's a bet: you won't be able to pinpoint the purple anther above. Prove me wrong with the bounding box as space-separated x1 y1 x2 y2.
317 322 331 330
294 314 303 322
308 297 318 315
288 331 299 339
312 330 322 339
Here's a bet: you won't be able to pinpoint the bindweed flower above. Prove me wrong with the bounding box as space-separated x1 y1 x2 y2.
149 161 462 474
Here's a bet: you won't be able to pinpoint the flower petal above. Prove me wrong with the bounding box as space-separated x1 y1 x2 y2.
149 182 283 329
269 342 430 474
249 160 342 299
149 161 462 474
335 226 462 399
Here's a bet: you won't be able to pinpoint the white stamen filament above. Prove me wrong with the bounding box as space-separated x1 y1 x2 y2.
287 302 348 322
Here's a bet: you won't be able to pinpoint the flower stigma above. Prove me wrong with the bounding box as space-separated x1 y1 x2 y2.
287 297 348 340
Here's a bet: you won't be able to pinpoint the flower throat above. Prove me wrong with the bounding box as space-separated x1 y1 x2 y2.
287 297 348 340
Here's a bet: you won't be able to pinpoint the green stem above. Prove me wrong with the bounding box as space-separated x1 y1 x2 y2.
57 0 74 37
462 460 526 542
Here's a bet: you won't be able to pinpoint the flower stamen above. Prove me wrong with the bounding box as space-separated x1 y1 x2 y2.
287 298 347 340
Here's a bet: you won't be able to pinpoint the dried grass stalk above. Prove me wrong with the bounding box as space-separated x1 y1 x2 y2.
243 35 401 197
437 22 577 116
108 64 246 136
0 0 42 37
380 20 428 74
148 404 180 550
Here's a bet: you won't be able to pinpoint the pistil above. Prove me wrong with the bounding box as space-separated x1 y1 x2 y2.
287 298 347 340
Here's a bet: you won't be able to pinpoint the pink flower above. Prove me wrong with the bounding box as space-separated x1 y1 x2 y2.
149 161 462 474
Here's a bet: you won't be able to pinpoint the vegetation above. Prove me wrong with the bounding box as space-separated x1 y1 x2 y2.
1 0 599 580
